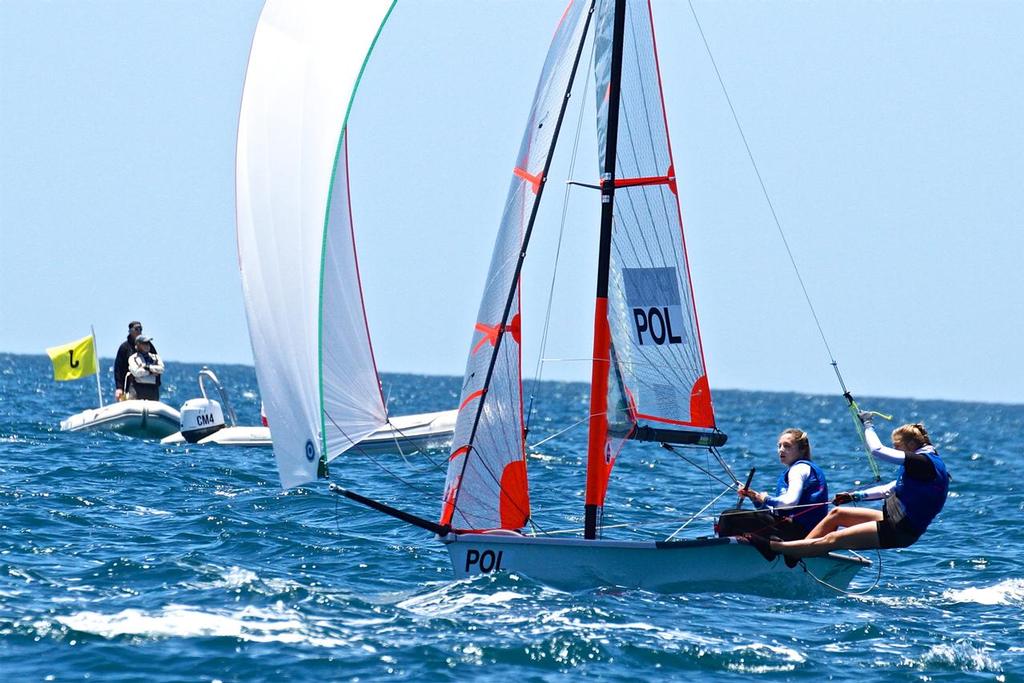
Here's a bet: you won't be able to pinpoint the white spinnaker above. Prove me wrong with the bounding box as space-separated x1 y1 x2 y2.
236 0 393 489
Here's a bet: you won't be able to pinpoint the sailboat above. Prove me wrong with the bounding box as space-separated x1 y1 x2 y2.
234 0 456 488
241 0 869 592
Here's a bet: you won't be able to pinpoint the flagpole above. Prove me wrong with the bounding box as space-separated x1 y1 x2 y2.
91 325 104 408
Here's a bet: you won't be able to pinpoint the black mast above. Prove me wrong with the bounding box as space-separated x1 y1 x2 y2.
584 0 627 541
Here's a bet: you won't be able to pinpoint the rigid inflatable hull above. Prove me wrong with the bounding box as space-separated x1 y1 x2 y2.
60 400 181 439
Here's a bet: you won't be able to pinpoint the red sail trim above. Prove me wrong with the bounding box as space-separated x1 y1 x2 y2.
554 0 574 36
595 425 633 504
448 445 470 462
471 314 522 354
645 0 717 426
458 390 485 412
632 411 695 427
341 133 387 414
602 166 676 193
499 460 530 529
688 374 715 427
513 167 542 194
440 475 460 525
585 297 612 508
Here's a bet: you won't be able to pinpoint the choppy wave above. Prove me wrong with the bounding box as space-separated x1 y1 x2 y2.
2 356 1023 679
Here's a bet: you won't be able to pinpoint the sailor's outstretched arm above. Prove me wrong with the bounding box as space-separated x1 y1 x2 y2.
853 480 896 501
863 425 906 464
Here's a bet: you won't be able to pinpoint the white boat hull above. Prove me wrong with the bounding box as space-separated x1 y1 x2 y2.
443 532 869 594
356 409 457 454
160 409 457 451
60 400 181 439
160 425 272 447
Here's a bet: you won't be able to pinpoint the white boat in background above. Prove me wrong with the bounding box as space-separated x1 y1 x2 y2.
322 0 870 593
161 367 455 451
235 0 454 488
61 400 180 439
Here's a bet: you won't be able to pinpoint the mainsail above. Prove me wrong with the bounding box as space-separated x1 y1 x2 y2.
236 0 394 489
441 1 594 531
585 0 725 518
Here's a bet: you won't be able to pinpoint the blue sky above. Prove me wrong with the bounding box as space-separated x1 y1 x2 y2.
2 1 1022 405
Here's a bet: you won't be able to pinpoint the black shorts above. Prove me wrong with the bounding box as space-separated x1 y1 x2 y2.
876 496 922 549
716 509 807 541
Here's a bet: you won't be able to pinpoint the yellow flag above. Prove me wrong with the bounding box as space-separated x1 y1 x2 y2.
46 334 98 382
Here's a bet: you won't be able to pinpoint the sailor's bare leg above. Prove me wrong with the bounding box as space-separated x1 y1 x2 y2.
770 514 883 558
803 507 883 540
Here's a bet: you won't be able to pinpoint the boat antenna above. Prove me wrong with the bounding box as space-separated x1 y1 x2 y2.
686 0 884 479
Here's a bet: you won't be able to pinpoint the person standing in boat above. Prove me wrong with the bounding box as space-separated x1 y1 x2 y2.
114 321 158 400
756 419 949 559
737 428 829 539
126 335 164 401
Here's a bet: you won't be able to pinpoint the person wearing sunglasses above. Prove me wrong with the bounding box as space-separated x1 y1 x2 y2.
113 321 158 400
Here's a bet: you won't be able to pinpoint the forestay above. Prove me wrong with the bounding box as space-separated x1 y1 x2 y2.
236 0 393 489
441 0 593 531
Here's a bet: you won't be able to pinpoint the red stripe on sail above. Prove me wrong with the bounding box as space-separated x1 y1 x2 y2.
606 172 673 189
472 314 522 355
440 475 460 525
513 167 542 194
458 390 484 412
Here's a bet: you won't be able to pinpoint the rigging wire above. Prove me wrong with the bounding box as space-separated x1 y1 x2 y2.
798 549 883 596
525 26 597 435
661 443 735 489
323 411 435 496
686 1 881 479
528 411 602 450
685 0 835 364
664 484 734 540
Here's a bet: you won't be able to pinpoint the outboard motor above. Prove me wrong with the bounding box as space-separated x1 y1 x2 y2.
180 397 226 443
177 367 237 443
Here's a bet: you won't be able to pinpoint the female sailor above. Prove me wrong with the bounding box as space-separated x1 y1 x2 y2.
757 418 949 559
738 428 829 539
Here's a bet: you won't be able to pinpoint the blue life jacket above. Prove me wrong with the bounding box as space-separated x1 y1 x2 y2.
773 459 829 532
893 448 949 534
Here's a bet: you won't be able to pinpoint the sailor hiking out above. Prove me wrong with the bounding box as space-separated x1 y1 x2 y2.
748 416 949 560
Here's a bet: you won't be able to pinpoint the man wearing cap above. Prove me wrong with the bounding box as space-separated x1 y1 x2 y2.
127 335 164 401
113 321 158 400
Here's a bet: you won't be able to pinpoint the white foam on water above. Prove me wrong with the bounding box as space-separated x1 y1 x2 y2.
55 604 351 647
184 565 303 596
910 641 1003 673
724 642 806 673
398 586 529 616
128 505 171 516
942 578 1024 606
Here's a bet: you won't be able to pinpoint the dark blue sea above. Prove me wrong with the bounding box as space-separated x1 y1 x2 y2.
1 352 1020 681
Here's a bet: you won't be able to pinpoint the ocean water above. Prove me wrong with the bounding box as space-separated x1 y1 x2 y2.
1 351 1021 681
